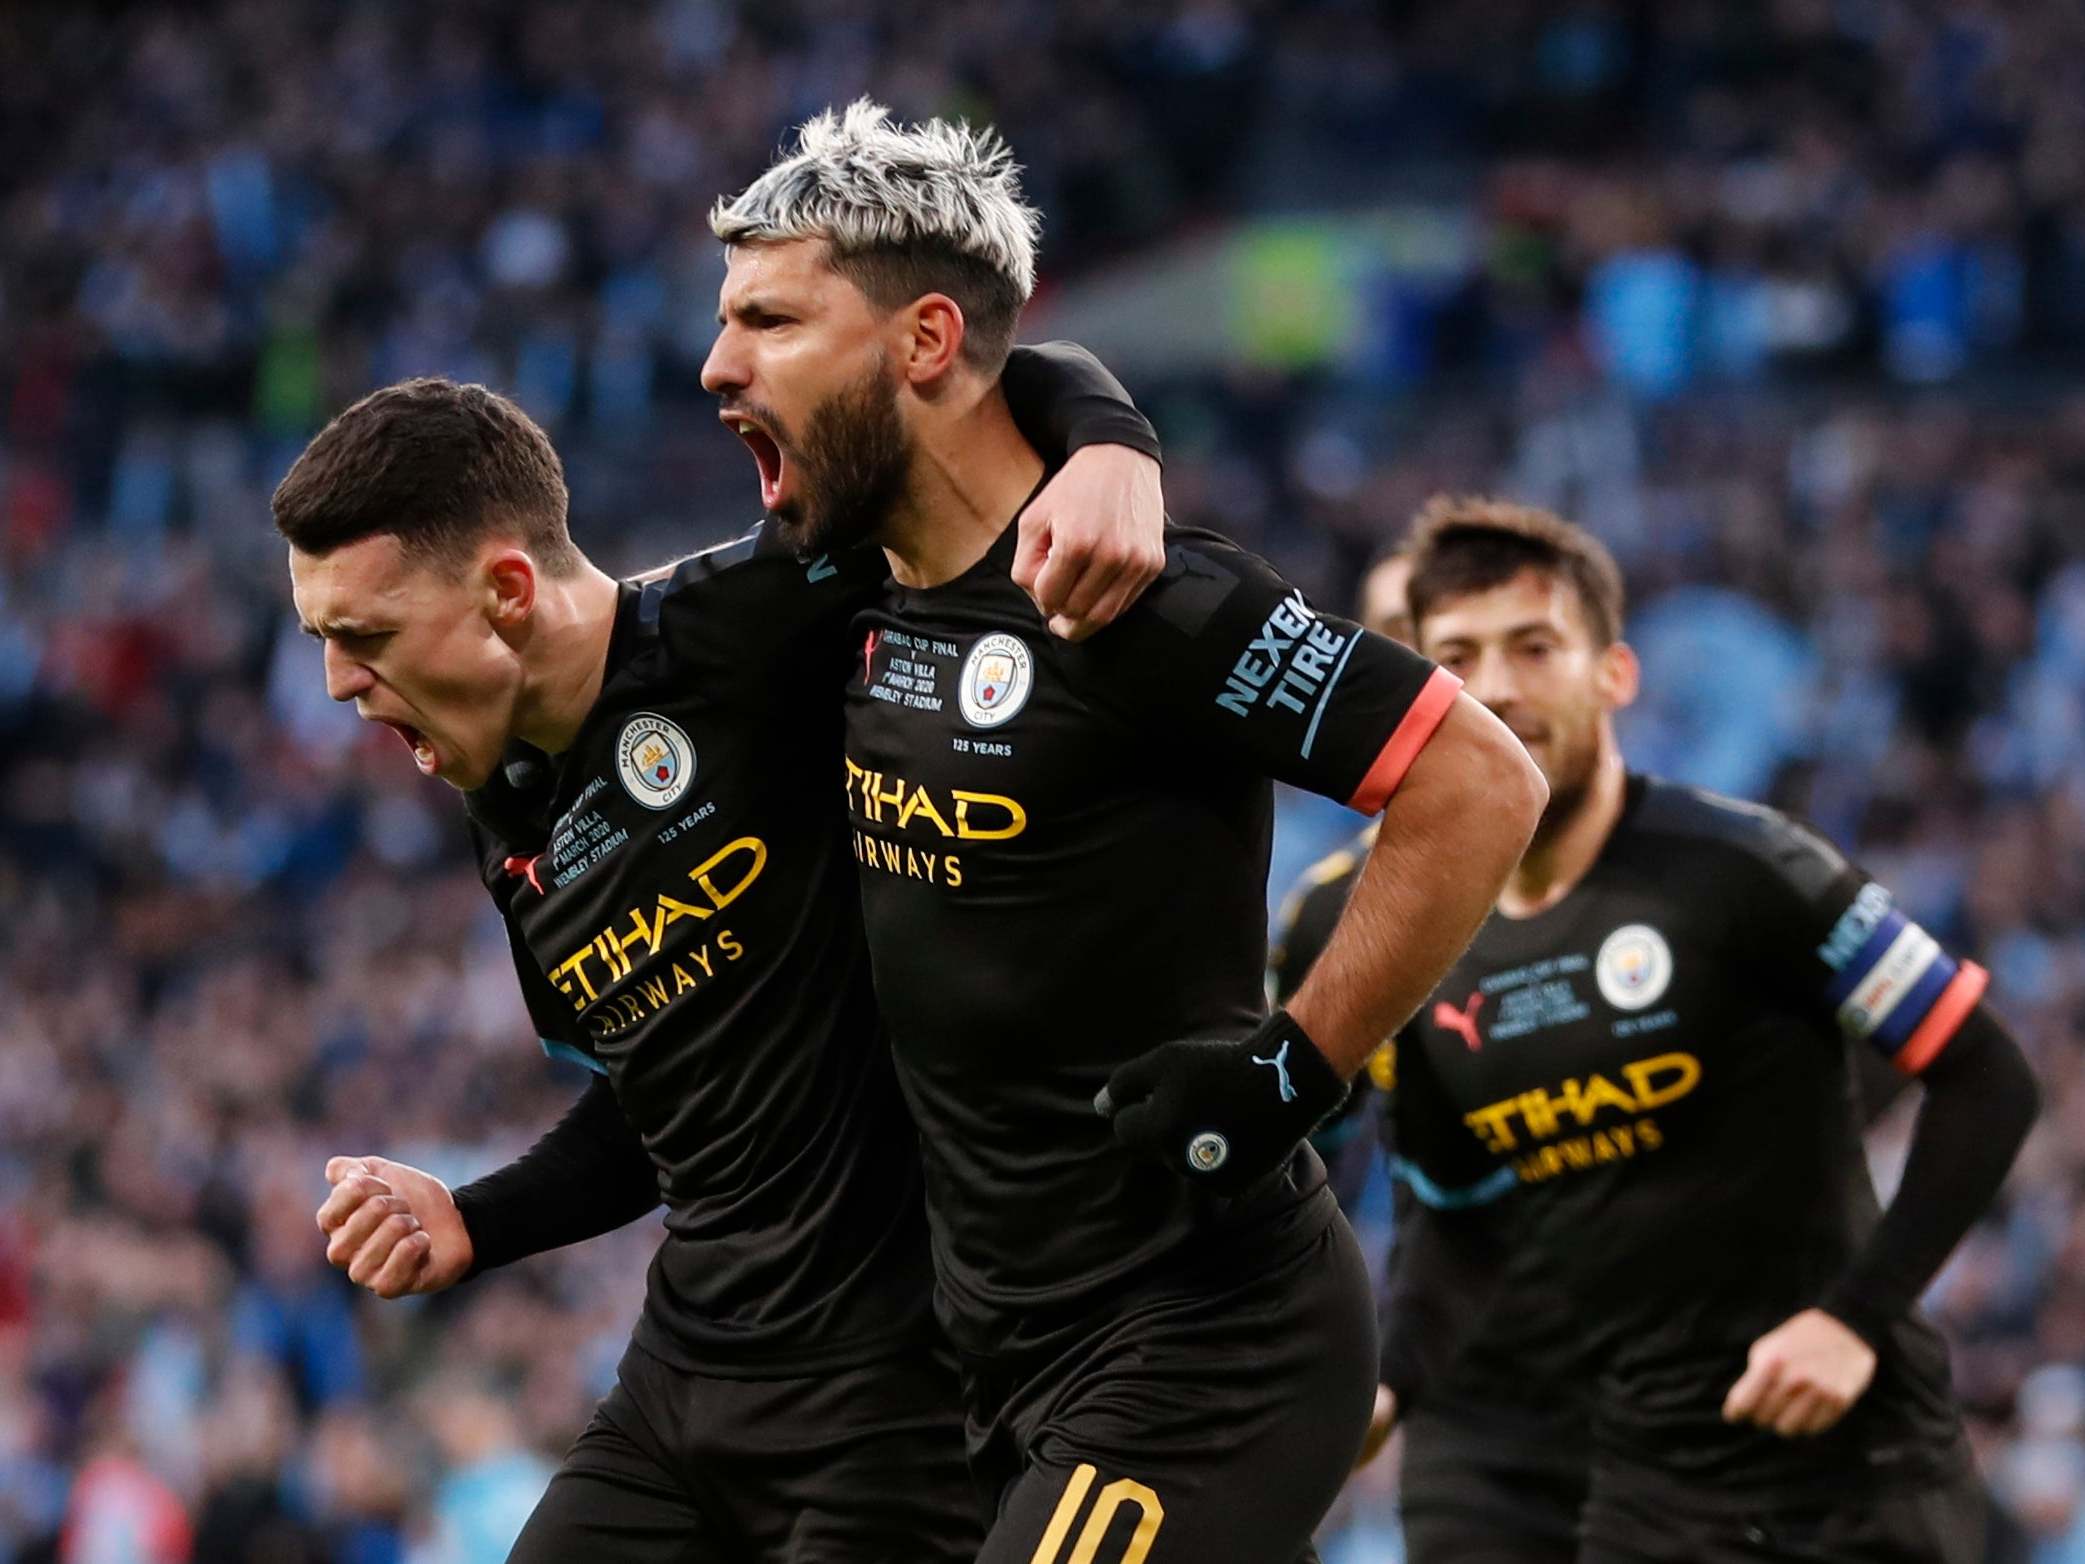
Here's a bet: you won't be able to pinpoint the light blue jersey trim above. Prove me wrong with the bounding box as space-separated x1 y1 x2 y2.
1300 630 1363 761
1390 1156 1518 1210
540 1038 607 1076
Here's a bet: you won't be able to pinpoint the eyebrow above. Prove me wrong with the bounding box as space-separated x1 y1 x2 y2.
299 618 387 640
1428 620 1566 651
718 294 788 326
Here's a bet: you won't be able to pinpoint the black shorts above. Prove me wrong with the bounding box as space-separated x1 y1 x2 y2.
968 1208 1377 1564
1576 1454 1986 1564
509 1338 980 1564
1397 1412 1587 1564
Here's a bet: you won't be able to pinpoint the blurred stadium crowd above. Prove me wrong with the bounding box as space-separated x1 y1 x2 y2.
2 2 2083 1560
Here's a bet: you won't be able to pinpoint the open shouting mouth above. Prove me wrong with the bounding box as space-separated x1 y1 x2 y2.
372 715 439 776
722 409 788 511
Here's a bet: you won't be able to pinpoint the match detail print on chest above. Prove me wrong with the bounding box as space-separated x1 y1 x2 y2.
848 623 1036 889
522 712 764 1041
1442 919 1696 1187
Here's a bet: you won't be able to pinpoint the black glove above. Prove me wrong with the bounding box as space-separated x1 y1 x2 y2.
1095 1010 1347 1194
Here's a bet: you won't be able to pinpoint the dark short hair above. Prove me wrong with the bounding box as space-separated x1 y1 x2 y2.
1404 495 1625 646
272 379 578 576
831 243 1024 373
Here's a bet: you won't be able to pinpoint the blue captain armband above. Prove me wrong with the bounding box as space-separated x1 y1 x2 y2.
1820 895 1989 1074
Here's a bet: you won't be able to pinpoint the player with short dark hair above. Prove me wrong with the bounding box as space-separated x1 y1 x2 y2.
272 376 584 576
284 354 1167 1561
703 103 1548 1562
1374 495 2038 1564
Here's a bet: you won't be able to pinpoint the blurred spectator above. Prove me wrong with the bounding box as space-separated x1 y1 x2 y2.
407 1378 552 1564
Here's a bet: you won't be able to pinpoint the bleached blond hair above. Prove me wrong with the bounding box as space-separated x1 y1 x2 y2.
710 99 1041 368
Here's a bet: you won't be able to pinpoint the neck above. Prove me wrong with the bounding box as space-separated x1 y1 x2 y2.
1498 740 1628 918
512 563 622 756
878 383 1045 588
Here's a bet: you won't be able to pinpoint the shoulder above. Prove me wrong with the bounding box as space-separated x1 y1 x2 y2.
637 526 886 681
1623 777 1849 902
643 524 885 610
1059 528 1295 672
1122 527 1277 636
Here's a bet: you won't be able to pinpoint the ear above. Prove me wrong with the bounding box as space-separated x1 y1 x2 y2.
483 549 538 632
1597 639 1640 712
896 293 968 388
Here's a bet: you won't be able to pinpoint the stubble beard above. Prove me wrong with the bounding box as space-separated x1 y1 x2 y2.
1527 721 1603 852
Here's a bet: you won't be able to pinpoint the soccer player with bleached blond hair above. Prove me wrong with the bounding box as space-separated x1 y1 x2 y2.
287 102 1178 1557
704 103 1547 1563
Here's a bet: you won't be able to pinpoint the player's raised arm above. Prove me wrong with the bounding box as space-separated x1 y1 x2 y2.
1722 836 2039 1438
1085 537 1545 1192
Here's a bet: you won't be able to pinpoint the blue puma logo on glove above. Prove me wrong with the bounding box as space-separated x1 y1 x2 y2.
1252 1040 1297 1103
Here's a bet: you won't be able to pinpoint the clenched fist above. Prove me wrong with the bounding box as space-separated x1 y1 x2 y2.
1721 1308 1877 1438
314 1155 473 1299
1011 445 1166 641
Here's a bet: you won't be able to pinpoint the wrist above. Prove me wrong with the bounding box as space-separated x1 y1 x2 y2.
447 1183 496 1280
1240 1009 1347 1122
1815 1287 1894 1353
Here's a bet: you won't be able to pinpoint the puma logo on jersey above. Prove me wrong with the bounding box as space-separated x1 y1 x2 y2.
1253 1040 1298 1103
1434 990 1485 1051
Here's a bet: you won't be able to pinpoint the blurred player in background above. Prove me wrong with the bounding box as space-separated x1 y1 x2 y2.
1308 524 1933 1563
278 350 1164 1560
1375 498 2039 1564
1268 541 1414 1206
702 101 1548 1562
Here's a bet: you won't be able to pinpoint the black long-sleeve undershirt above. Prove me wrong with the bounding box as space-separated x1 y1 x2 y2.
451 1077 661 1276
1822 1003 2039 1347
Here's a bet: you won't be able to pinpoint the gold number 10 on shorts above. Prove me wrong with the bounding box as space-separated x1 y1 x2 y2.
1029 1463 1166 1564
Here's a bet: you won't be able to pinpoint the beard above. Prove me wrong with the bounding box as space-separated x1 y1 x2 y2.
1525 716 1603 848
768 356 910 558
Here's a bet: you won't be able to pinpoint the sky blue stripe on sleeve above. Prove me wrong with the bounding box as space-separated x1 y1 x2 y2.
1390 1157 1519 1211
1299 628 1363 762
540 1037 608 1076
1826 909 1909 1005
1871 953 1958 1053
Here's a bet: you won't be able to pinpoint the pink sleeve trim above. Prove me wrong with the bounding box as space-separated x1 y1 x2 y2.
1346 667 1462 814
1894 962 1988 1075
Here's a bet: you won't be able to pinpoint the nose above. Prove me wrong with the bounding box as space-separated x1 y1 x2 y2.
323 640 375 703
701 324 748 398
1459 647 1521 716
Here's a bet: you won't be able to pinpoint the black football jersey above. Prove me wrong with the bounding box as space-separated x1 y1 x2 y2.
843 521 1461 1362
1388 775 1985 1500
465 528 931 1376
